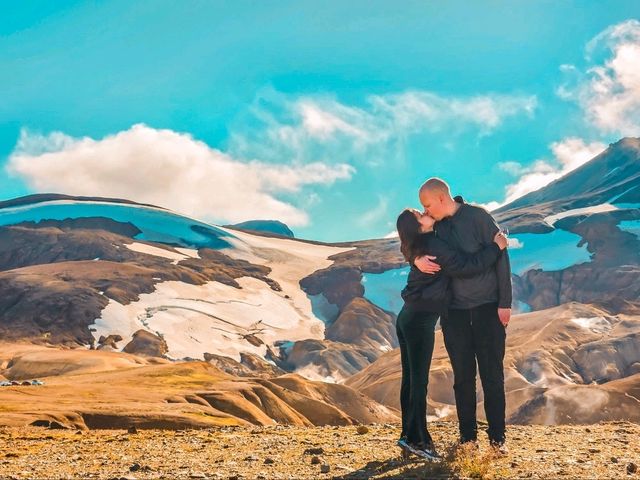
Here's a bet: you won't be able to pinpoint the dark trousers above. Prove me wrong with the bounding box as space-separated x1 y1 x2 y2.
396 306 438 445
442 302 506 443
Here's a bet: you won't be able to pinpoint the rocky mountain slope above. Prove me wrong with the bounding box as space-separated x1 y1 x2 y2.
0 196 400 382
492 138 640 315
495 137 640 230
0 343 397 430
346 302 640 425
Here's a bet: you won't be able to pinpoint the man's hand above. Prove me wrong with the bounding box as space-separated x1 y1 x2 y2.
414 255 441 274
498 308 511 328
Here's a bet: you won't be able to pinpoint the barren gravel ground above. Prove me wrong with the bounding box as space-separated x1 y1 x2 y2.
1 422 639 479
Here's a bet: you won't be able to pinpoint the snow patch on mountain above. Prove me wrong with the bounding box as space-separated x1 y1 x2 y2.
90 277 324 361
0 199 235 249
91 226 354 363
124 242 199 264
570 316 611 334
544 203 619 226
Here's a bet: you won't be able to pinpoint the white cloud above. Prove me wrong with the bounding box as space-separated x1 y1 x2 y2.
370 91 537 134
508 237 524 249
7 88 536 234
6 124 354 226
498 161 527 176
560 19 640 135
550 137 606 172
479 201 503 212
490 137 606 208
298 101 370 141
257 162 355 193
229 89 537 167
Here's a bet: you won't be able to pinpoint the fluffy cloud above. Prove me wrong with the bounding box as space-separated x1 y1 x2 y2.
6 124 354 226
7 88 536 230
487 137 606 209
369 91 537 134
299 101 371 141
483 19 639 210
229 89 537 166
559 19 640 135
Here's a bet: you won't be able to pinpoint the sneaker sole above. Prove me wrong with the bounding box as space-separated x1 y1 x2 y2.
404 443 442 462
414 449 442 462
397 439 443 462
397 440 413 459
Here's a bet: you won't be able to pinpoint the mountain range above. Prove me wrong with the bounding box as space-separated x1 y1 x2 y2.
1 137 639 428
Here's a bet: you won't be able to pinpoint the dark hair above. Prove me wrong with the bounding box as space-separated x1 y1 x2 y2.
396 208 422 263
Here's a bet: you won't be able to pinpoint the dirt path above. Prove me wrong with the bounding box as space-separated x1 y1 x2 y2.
1 422 639 479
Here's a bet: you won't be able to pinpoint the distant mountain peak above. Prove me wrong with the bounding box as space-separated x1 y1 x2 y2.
228 220 295 238
497 136 640 215
611 136 640 148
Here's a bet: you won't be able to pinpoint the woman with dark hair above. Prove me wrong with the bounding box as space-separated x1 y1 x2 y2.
395 208 508 460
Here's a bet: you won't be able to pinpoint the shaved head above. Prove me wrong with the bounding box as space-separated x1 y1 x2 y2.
419 177 451 196
418 177 456 221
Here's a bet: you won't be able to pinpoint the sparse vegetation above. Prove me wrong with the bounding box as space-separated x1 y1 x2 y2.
446 442 506 479
1 422 638 479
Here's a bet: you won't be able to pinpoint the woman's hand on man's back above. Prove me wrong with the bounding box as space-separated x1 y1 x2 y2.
414 255 441 274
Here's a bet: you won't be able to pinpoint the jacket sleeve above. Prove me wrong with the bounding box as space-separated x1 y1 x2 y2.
429 237 502 278
474 208 513 308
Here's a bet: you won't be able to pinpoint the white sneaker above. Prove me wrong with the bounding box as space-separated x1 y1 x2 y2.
415 442 443 462
399 440 442 462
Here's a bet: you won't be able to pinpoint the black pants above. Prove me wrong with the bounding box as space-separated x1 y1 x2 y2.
396 306 438 445
442 302 506 443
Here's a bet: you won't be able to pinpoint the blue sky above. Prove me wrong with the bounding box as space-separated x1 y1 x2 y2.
1 1 639 241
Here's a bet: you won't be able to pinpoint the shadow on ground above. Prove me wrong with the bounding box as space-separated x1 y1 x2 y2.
334 455 455 479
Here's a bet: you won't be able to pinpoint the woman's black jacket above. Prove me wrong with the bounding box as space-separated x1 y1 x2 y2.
400 232 502 313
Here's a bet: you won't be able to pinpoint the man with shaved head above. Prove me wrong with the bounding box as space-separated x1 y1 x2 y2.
416 177 512 453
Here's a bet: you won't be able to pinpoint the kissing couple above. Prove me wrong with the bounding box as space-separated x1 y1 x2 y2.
395 177 512 461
